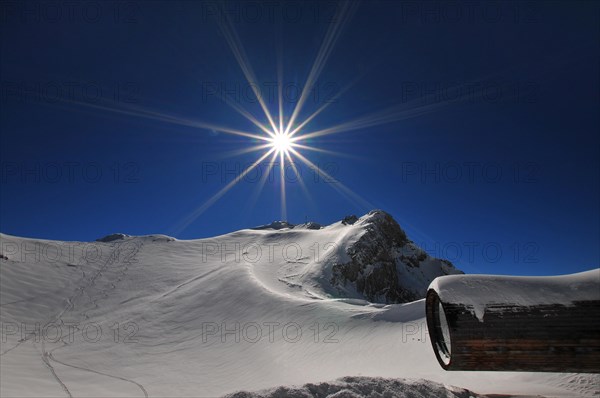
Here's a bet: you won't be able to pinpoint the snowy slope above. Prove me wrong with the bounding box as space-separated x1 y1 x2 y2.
1 212 598 397
247 210 463 304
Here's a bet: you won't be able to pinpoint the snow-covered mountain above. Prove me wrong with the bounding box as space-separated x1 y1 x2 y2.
1 211 597 397
328 210 462 303
245 210 462 304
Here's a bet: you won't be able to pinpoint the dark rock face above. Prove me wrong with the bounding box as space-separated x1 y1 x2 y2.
253 221 323 230
252 221 295 230
342 215 358 225
330 210 462 304
302 222 322 230
96 233 130 243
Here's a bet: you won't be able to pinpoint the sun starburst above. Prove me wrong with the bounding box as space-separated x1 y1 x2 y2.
57 1 458 234
168 0 368 232
269 131 293 155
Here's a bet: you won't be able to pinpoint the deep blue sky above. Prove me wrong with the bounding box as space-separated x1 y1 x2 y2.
1 1 598 276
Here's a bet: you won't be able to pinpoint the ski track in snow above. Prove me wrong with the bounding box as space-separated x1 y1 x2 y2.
2 239 148 398
158 267 222 300
40 340 73 398
46 239 148 398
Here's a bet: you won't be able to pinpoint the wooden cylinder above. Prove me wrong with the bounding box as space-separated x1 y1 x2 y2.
425 270 600 372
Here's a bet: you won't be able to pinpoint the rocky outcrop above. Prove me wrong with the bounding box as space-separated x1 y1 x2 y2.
252 221 323 230
330 210 462 304
252 221 295 230
342 215 358 225
96 233 130 242
298 222 322 230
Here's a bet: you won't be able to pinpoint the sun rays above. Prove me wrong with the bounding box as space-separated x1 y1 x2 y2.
46 1 466 234
169 0 367 230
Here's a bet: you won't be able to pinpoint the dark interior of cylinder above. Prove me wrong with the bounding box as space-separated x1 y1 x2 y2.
426 290 452 368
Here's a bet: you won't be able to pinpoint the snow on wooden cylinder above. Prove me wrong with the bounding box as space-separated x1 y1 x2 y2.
425 269 600 372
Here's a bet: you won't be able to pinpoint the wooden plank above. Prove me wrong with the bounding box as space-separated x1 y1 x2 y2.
426 287 600 372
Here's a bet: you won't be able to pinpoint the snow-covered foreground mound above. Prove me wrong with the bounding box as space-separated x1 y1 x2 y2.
1 211 598 397
224 376 485 398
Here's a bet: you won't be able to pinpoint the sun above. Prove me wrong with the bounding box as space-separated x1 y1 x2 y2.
76 0 372 233
168 1 370 230
269 131 292 154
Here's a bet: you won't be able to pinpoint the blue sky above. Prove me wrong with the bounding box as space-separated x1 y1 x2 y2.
1 1 598 276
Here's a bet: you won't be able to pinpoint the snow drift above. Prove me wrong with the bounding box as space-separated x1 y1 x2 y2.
224 376 485 398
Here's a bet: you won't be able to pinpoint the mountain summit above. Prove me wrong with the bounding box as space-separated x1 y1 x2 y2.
330 210 463 303
241 210 461 304
326 210 462 303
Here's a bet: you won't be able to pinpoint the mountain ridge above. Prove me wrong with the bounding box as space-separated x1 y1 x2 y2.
3 210 461 305
0 212 595 397
328 210 462 303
